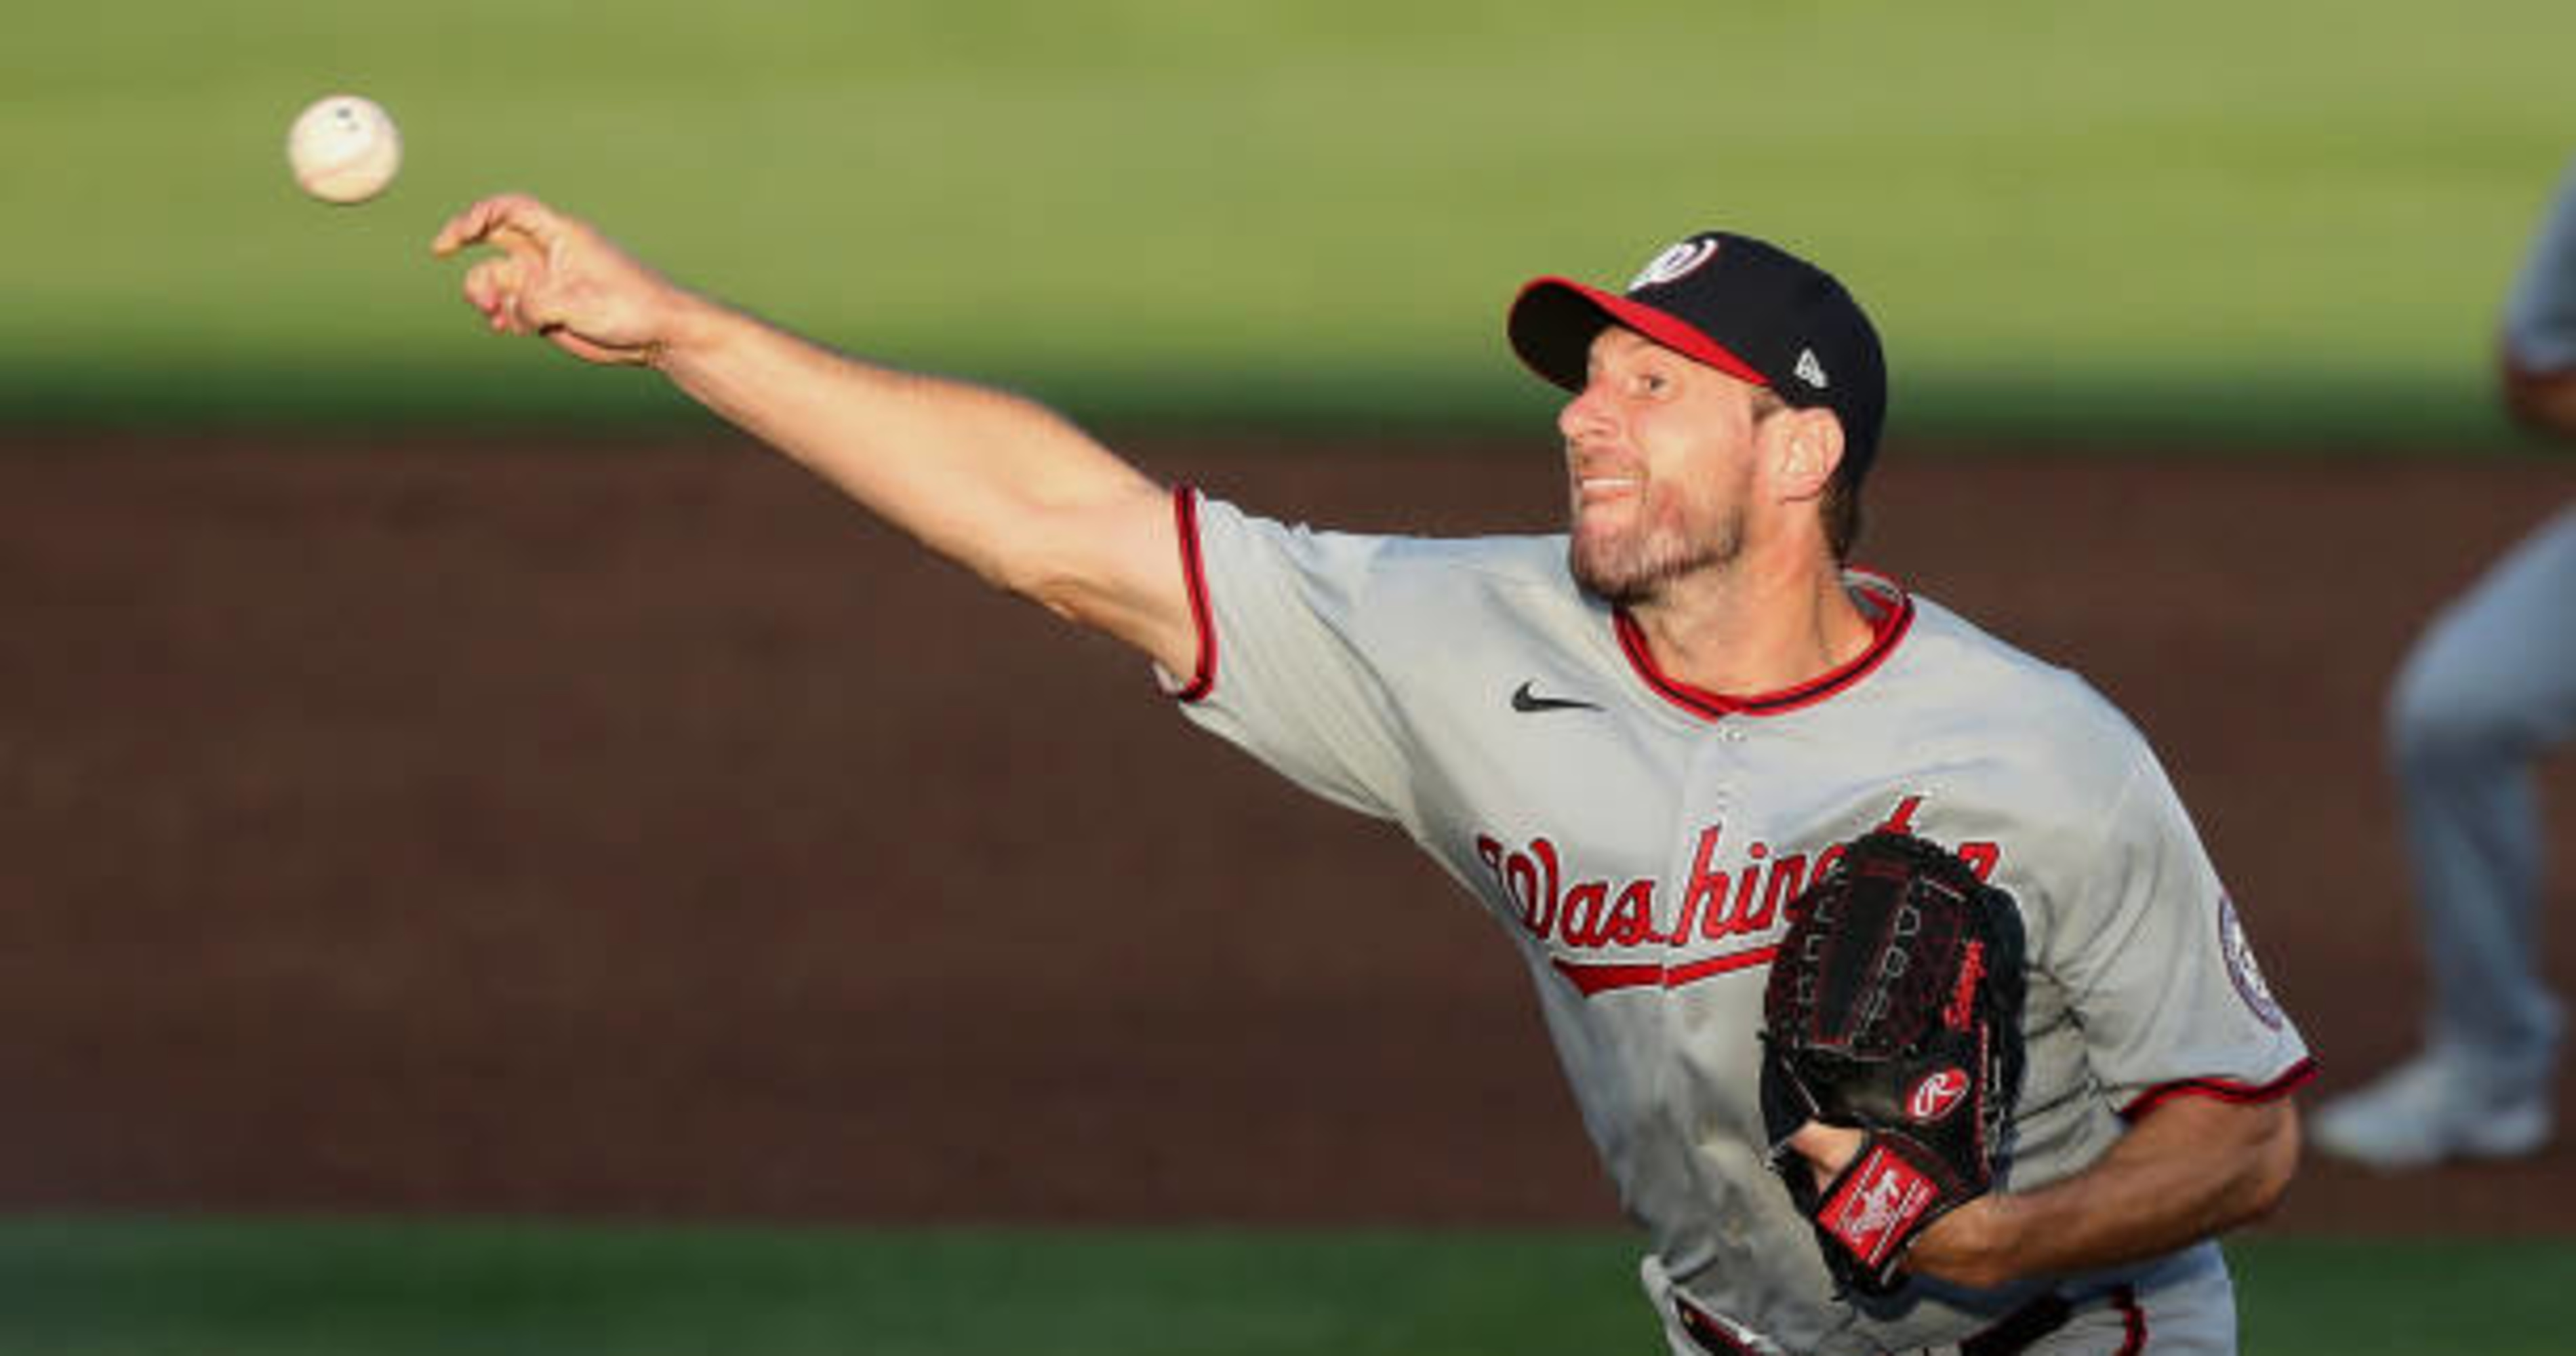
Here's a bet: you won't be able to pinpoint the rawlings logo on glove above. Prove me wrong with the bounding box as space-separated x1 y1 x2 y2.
1907 1069 1971 1122
1759 831 2029 1298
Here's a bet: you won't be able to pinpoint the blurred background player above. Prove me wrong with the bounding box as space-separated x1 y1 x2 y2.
2312 154 2576 1170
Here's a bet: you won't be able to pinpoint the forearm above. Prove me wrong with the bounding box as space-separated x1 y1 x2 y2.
1908 1095 2303 1290
432 194 1196 669
656 301 1147 581
651 299 1194 664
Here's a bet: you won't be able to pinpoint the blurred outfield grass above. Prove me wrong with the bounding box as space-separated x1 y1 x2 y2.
5 1 2573 445
3 1218 2572 1356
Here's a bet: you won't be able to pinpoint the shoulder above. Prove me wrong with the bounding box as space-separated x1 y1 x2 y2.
1193 493 1581 614
1876 593 2218 915
1892 594 2144 734
1872 590 2168 808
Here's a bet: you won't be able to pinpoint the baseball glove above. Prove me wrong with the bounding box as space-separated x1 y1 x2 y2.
1758 830 2028 1297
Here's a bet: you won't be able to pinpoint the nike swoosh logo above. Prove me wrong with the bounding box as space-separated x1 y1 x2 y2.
1512 680 1603 714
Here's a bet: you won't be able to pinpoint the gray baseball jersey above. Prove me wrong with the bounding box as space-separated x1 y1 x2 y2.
1168 492 2314 1355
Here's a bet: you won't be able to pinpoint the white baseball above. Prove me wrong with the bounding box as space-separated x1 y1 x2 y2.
287 94 403 205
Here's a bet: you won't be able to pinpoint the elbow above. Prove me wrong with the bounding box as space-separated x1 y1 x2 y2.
980 480 1175 635
992 553 1064 607
978 519 1099 621
1010 561 1116 631
964 551 1068 618
2232 1100 2304 1229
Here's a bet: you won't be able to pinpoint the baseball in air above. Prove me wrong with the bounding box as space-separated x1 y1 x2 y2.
287 94 402 205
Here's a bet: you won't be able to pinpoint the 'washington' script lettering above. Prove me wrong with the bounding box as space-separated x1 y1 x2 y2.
1470 796 2000 968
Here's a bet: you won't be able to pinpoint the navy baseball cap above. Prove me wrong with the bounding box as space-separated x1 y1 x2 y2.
1508 232 1889 479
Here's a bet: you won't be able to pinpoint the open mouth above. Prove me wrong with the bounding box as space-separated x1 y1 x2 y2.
1573 468 1643 505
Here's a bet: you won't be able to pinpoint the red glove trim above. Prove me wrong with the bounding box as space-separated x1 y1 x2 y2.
1817 1141 1940 1269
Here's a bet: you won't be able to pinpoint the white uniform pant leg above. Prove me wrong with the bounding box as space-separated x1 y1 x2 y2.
2000 1249 2236 1355
1639 1254 1792 1356
1640 1248 2238 1355
2386 504 2576 1085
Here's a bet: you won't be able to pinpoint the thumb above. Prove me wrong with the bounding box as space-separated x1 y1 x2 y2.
1788 1121 1866 1181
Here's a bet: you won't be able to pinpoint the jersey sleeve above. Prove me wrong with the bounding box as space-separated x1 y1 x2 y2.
1163 492 1420 824
2043 751 2314 1115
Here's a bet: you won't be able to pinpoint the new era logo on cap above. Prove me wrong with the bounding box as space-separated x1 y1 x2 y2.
1795 348 1829 389
1506 229 1889 483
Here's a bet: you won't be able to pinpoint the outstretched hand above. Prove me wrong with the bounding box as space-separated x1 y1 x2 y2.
430 194 693 367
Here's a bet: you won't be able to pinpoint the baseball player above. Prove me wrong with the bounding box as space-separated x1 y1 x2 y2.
2312 155 2576 1170
435 196 2314 1353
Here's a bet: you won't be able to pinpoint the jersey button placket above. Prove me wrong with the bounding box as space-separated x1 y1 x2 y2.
1672 725 1746 963
1677 720 1780 965
1649 724 1757 1215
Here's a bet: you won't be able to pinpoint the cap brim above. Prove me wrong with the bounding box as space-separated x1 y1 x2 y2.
1507 278 1771 393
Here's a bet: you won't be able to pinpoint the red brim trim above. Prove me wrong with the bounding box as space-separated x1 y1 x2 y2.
1509 277 1772 391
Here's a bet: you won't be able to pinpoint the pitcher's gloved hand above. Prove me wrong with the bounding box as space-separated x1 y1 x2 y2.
1759 831 2029 1296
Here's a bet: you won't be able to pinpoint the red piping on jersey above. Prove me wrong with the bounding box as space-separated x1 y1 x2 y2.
1613 574 1914 720
2112 1285 2147 1355
2117 1056 2318 1121
1552 945 1780 996
1169 486 1216 702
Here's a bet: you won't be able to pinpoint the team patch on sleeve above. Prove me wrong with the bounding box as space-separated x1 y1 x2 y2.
2217 892 2285 1031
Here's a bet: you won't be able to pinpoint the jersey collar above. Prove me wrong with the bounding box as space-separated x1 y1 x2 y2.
1612 570 1914 721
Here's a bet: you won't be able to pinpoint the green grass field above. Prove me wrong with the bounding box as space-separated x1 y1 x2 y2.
1 1217 2569 1356
5 1 2574 442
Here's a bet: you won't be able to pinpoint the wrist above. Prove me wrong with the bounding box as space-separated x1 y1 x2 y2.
646 288 740 374
1909 1194 2021 1290
640 288 706 370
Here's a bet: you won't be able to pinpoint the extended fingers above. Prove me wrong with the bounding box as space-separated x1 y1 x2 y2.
429 197 505 258
430 192 559 258
441 195 578 333
433 192 664 362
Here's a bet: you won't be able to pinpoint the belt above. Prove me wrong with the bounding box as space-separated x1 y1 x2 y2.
1672 1284 2140 1356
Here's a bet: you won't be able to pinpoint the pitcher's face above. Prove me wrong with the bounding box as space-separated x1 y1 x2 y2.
1559 326 1771 605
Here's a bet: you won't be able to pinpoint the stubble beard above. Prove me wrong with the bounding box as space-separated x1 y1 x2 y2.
1569 499 1746 607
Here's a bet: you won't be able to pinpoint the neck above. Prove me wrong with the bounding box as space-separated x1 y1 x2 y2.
1623 550 1874 698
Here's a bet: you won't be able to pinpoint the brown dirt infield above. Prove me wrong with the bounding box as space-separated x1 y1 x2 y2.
4 431 2573 1240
